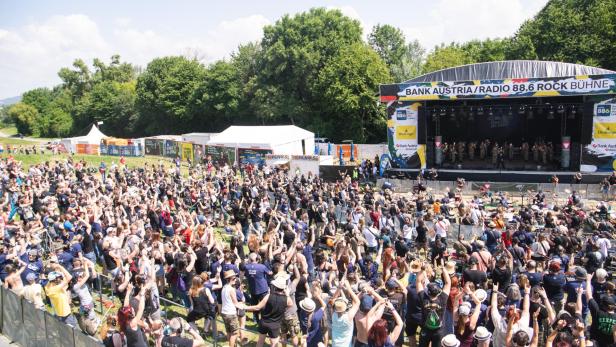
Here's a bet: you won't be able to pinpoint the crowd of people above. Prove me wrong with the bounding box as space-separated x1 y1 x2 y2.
2 154 616 347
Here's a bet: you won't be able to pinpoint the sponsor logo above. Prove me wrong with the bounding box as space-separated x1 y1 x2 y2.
395 109 407 120
395 126 417 140
597 105 612 117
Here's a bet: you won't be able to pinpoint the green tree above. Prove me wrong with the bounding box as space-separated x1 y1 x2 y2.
74 80 137 137
7 103 39 136
390 40 426 82
21 88 55 115
317 43 391 142
514 0 616 69
368 25 407 69
58 58 92 100
423 43 474 73
192 60 242 131
135 56 206 135
257 8 363 126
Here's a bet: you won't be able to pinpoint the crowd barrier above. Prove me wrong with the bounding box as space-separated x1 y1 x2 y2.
376 178 607 201
0 286 103 347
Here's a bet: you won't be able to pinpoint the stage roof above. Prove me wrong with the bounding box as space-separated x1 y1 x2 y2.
405 60 615 83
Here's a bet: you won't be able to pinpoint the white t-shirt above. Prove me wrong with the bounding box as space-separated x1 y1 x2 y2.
363 227 379 248
221 284 237 316
491 307 533 347
434 219 450 238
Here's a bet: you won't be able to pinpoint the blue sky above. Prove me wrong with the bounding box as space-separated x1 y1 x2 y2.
0 0 548 99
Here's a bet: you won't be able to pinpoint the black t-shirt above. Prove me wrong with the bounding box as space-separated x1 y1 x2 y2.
462 269 487 287
589 298 616 346
161 335 193 347
419 290 448 330
415 225 427 243
491 267 512 291
526 272 543 287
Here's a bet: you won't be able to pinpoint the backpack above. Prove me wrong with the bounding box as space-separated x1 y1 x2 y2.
424 301 442 330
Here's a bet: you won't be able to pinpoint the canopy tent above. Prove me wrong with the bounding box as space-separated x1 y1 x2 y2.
207 125 315 154
60 125 108 155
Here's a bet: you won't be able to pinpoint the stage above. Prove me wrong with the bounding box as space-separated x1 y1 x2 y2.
385 168 608 184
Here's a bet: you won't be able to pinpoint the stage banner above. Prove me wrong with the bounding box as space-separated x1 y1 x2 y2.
237 148 272 166
204 146 236 166
387 103 426 169
145 139 164 156
380 74 616 101
581 98 616 172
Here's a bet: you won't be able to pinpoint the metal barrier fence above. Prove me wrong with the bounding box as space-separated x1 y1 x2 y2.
0 286 103 347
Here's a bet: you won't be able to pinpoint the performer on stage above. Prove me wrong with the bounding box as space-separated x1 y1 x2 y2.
457 142 465 163
532 143 539 162
468 142 476 161
507 143 514 161
522 142 529 161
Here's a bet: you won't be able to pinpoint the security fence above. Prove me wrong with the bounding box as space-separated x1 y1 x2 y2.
0 286 103 347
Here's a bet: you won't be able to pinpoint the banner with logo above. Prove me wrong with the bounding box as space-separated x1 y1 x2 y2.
204 146 236 166
237 148 272 166
581 98 616 172
380 74 616 101
144 139 164 156
387 103 426 169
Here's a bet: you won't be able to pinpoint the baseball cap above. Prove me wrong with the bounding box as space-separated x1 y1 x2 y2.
47 271 62 281
360 295 374 313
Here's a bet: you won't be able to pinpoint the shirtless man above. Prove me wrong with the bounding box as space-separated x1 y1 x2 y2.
4 261 27 295
354 285 386 347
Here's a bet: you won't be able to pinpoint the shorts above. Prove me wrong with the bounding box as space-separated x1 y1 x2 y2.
281 315 300 338
222 314 240 335
258 321 282 338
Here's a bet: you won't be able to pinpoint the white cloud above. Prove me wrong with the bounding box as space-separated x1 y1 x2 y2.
0 14 270 99
402 0 548 50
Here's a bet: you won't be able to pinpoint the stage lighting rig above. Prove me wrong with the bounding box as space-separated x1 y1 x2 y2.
557 104 565 115
468 107 475 121
547 106 555 120
526 106 534 120
518 105 526 115
477 107 484 116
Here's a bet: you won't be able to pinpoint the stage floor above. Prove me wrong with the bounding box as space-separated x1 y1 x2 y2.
386 168 608 184
437 158 560 171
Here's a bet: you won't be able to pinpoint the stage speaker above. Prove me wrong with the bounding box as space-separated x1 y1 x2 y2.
418 106 427 144
570 142 581 171
580 102 594 144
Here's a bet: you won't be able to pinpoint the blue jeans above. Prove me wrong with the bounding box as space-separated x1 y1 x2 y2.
59 313 78 327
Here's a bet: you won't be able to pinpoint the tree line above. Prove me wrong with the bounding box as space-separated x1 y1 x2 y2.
7 1 616 142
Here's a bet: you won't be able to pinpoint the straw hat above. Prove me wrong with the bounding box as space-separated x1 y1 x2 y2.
441 334 460 347
474 289 488 303
474 326 492 341
271 276 288 290
333 298 349 313
223 270 236 280
299 298 316 313
410 260 422 272
488 221 496 228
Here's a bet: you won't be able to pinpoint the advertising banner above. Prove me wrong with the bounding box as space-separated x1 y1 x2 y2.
237 148 272 166
164 140 179 158
181 142 194 162
145 139 164 156
386 103 426 169
204 146 236 166
380 74 616 101
582 98 616 172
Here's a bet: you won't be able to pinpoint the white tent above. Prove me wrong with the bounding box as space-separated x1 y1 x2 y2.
60 125 108 154
207 125 315 155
